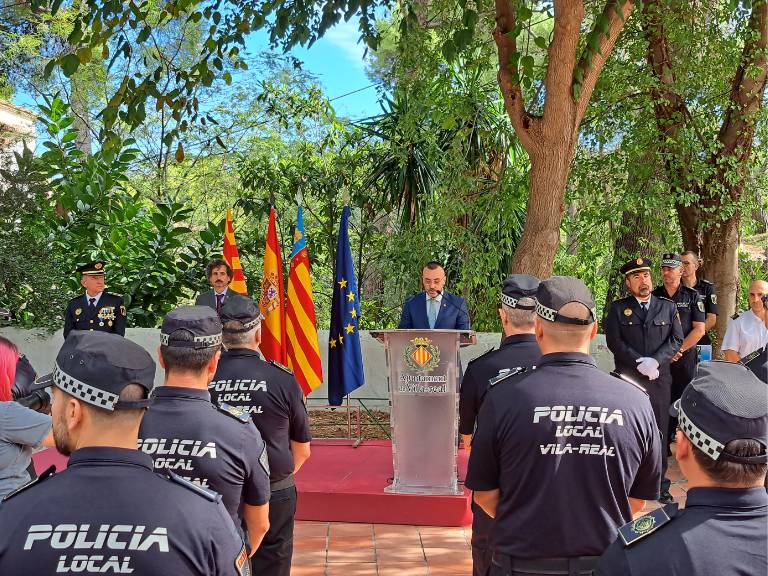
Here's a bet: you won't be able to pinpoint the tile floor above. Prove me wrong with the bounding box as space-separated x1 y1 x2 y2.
290 458 689 575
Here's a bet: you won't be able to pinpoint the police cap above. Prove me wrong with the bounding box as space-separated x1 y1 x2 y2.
220 295 263 332
535 276 597 325
671 361 768 464
500 274 539 310
660 253 682 268
77 261 106 276
35 331 155 411
161 306 222 349
620 257 652 276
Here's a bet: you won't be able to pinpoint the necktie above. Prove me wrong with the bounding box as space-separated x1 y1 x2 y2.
216 294 223 315
641 302 648 312
428 298 438 328
88 297 96 309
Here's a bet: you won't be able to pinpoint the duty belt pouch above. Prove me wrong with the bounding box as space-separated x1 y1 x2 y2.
270 473 295 492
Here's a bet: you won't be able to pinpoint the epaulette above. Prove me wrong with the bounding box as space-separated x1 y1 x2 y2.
2 465 56 502
700 278 713 285
618 504 677 547
489 366 527 387
166 472 221 502
732 311 742 320
270 360 293 374
217 402 251 423
610 371 648 396
657 296 675 303
467 347 495 366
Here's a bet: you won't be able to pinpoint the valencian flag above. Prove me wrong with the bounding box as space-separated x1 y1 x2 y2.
286 207 323 395
223 209 248 295
259 207 286 363
328 206 364 406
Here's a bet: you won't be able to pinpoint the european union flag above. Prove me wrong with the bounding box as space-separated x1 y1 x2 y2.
328 205 365 406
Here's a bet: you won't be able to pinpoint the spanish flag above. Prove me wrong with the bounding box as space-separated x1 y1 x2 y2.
286 207 323 395
223 209 248 295
259 207 286 363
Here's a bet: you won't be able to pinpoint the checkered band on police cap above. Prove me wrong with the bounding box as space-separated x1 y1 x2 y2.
661 253 682 268
500 274 539 310
47 331 156 411
220 295 264 332
535 276 597 325
161 306 223 348
672 361 768 462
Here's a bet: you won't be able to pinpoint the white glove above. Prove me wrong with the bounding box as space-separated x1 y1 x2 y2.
636 357 660 378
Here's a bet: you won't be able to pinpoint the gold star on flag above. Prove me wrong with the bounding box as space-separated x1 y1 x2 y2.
350 309 357 318
329 338 337 348
338 334 344 345
346 323 355 334
347 292 355 302
338 278 348 288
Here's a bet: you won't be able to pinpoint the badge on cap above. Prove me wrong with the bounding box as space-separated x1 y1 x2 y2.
624 308 632 317
95 262 103 270
636 258 643 265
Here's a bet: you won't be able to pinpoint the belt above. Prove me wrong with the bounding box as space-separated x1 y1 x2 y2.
492 553 599 575
270 473 295 492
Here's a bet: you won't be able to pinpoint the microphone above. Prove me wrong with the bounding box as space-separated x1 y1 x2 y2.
433 290 471 333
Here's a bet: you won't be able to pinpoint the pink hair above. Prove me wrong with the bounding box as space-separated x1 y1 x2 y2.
0 336 19 402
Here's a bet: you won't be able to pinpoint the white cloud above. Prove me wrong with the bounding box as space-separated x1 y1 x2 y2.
324 19 367 69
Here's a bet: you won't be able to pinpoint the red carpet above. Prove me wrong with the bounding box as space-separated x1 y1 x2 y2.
33 440 472 526
295 440 472 526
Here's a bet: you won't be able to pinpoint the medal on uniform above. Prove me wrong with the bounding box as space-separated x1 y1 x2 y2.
624 308 632 316
99 321 104 327
75 308 82 316
108 320 113 327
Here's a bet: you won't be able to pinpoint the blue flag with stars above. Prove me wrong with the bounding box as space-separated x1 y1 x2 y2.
328 205 364 406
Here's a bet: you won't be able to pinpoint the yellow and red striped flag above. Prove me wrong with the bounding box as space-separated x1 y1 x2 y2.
286 207 323 395
223 209 248 295
259 207 286 363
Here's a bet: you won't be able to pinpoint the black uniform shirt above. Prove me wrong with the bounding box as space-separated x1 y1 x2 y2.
138 387 271 524
210 349 312 482
63 292 127 338
466 352 662 559
652 284 705 354
595 487 768 575
459 334 541 435
605 295 684 377
0 447 249 576
693 279 718 345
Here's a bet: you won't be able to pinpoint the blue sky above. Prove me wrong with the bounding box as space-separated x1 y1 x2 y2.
12 17 383 121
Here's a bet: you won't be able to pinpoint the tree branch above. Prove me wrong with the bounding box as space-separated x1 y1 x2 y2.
574 0 635 128
493 0 536 151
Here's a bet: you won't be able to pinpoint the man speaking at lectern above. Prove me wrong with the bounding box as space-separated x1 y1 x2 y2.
399 262 471 330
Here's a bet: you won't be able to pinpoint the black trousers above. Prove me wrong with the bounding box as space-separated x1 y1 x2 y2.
644 375 672 492
489 554 598 576
668 352 696 438
250 486 297 576
471 500 493 576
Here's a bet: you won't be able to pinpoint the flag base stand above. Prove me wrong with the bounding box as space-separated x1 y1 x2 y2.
307 396 363 447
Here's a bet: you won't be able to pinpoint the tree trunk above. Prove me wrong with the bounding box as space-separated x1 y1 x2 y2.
510 147 572 275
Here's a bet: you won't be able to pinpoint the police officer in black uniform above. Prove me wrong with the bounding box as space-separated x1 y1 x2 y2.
605 257 683 504
595 361 767 575
138 306 271 555
0 331 250 575
459 274 541 576
210 295 312 576
652 253 705 442
681 251 718 347
466 276 662 576
63 261 127 338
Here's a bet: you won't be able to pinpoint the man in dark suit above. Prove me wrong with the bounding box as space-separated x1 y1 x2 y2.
398 261 471 330
605 257 684 504
195 259 237 315
63 261 126 338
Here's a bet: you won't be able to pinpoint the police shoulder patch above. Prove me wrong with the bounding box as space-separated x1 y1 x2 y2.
489 366 527 387
2 465 56 502
618 504 677 547
218 401 251 423
270 360 293 374
166 472 221 502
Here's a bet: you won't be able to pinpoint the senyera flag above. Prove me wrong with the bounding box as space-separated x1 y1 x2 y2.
259 207 286 363
223 209 248 295
286 207 323 395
